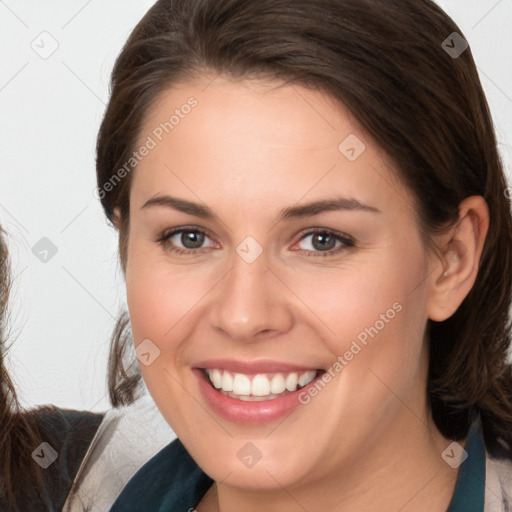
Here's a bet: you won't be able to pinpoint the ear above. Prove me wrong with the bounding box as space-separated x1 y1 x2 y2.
111 207 122 229
426 195 489 322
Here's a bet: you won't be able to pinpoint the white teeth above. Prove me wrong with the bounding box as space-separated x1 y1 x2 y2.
205 369 318 399
270 374 286 394
222 371 233 392
298 370 317 387
285 373 298 392
252 374 271 396
211 369 222 389
233 373 251 395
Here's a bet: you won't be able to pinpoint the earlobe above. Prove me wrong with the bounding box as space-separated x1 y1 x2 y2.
427 196 489 322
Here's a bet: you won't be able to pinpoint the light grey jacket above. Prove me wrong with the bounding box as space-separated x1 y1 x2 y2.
485 438 512 511
63 394 175 512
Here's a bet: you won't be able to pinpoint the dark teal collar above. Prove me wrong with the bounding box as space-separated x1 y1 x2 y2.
446 422 486 511
109 437 213 511
110 423 486 511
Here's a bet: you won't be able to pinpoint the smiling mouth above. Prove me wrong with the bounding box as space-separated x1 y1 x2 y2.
203 368 323 401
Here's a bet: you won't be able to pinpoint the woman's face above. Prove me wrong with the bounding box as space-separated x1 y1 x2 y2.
124 75 441 489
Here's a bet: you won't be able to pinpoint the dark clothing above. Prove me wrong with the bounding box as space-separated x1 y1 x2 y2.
0 407 103 512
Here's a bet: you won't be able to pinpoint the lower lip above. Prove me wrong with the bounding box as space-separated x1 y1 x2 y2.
193 369 323 425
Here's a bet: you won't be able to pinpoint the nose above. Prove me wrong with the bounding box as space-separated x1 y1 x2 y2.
208 246 294 342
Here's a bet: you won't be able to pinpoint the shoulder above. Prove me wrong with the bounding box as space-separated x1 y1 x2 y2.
484 436 512 511
34 405 105 492
10 406 105 512
64 394 175 512
33 405 104 452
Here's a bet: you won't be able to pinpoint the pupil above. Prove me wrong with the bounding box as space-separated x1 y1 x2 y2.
313 233 335 251
182 231 204 249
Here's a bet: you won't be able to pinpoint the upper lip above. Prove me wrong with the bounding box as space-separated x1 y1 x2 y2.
194 359 322 374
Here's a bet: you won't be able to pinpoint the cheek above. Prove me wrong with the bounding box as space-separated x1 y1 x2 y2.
291 242 430 396
126 260 202 344
125 252 201 417
294 245 426 336
125 239 219 379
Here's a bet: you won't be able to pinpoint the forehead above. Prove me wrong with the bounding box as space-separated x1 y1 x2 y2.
131 75 411 216
142 74 357 150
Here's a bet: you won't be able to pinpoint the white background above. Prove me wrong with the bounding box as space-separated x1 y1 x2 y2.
1 0 511 413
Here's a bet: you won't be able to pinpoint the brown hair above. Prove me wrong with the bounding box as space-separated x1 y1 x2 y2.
0 228 102 510
0 227 46 508
96 0 512 447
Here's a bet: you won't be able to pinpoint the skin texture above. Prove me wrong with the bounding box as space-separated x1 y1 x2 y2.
119 74 489 511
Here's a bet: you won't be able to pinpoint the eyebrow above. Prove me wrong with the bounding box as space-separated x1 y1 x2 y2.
141 195 381 220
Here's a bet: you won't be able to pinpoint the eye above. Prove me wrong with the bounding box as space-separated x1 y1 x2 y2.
293 229 354 257
156 227 354 258
156 227 217 254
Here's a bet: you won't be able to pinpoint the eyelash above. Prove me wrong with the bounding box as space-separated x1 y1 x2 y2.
155 226 355 258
